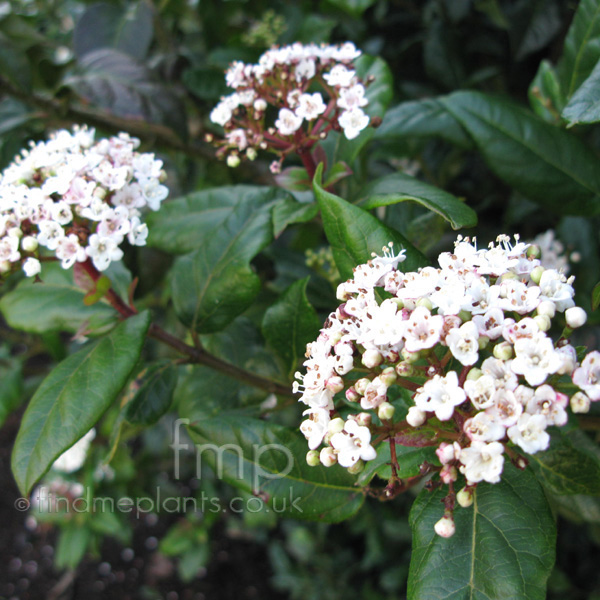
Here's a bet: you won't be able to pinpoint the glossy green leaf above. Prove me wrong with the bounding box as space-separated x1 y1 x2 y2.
272 197 318 237
64 49 186 139
408 464 556 600
11 311 150 496
169 188 281 332
0 32 31 91
440 91 600 215
374 98 473 149
184 415 365 522
147 185 291 255
562 59 600 125
314 164 429 280
359 172 477 229
509 0 562 61
528 59 564 122
0 354 23 428
274 166 311 192
0 263 117 335
73 1 154 61
529 429 600 495
327 0 376 18
262 278 321 381
125 361 179 426
182 66 228 101
424 17 465 89
558 0 600 99
55 523 92 570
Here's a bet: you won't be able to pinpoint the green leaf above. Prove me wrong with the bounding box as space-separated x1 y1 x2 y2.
359 172 477 230
374 98 473 149
0 32 31 91
314 163 429 280
326 0 376 18
147 185 291 255
509 0 562 61
528 429 600 495
593 281 600 310
168 187 283 333
184 414 365 522
558 0 600 100
274 166 311 192
64 48 186 139
528 59 564 122
408 464 556 600
73 1 154 61
424 17 465 89
11 311 150 496
55 523 92 570
440 90 600 215
0 263 117 335
0 354 23 427
182 66 229 101
262 278 321 381
562 58 600 125
125 361 178 426
272 197 318 238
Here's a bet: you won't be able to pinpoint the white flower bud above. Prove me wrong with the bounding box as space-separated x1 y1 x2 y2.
536 300 556 319
401 348 420 363
327 417 345 435
306 450 320 466
356 412 372 427
355 378 370 395
21 236 38 252
0 260 11 274
319 447 337 467
326 376 344 394
530 266 545 285
533 314 551 332
570 391 591 414
253 98 267 112
226 154 241 168
478 336 489 350
440 465 458 483
22 257 41 277
361 348 383 368
527 244 541 259
380 367 397 386
466 367 482 381
416 297 434 311
345 387 360 402
565 307 587 329
406 406 426 427
377 402 395 421
434 513 456 538
246 148 257 161
456 487 474 508
395 361 414 377
493 341 513 361
8 226 23 238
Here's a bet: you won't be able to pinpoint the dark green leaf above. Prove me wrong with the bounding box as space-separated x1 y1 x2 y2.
314 163 429 280
558 0 600 99
147 185 292 255
0 354 23 428
182 66 229 101
528 59 564 122
125 362 178 425
326 0 376 18
0 32 31 91
168 188 284 333
11 311 150 496
509 0 562 61
184 415 364 522
593 281 600 310
0 98 33 136
274 167 311 192
272 197 318 238
424 17 465 89
529 429 600 495
73 1 154 60
0 263 117 335
562 58 600 125
440 91 600 215
408 464 556 600
359 172 477 229
64 49 186 139
262 278 321 381
374 98 473 149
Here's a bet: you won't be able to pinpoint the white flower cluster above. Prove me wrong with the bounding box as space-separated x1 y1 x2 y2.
209 42 371 170
295 234 595 534
0 127 168 278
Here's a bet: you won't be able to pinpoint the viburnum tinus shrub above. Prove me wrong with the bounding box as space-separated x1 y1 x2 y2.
295 234 595 537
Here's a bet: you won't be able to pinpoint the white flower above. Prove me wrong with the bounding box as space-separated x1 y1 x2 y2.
464 374 497 410
337 84 368 110
85 234 123 271
464 412 505 442
406 406 426 427
507 413 549 454
330 419 376 467
414 371 466 421
37 220 65 250
339 108 370 140
300 408 330 450
403 306 444 352
295 93 327 121
225 128 248 151
294 58 316 81
22 257 41 277
511 335 562 386
55 234 86 269
572 351 600 401
323 64 355 87
486 388 522 427
459 441 505 484
127 216 149 246
446 321 479 366
97 206 131 242
210 100 233 126
538 269 575 311
275 108 303 136
472 307 505 339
